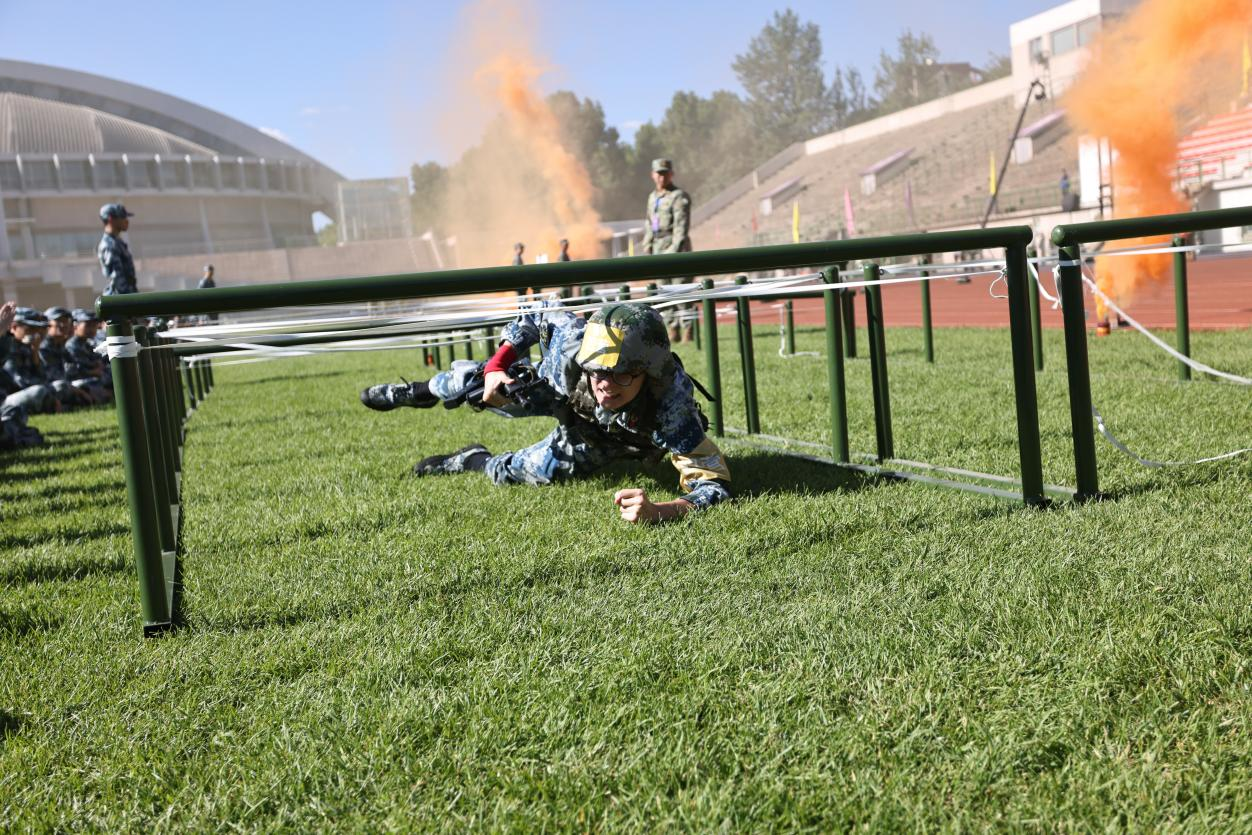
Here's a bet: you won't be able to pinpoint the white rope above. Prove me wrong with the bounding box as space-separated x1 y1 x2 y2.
1029 261 1062 309
987 269 1009 300
104 335 141 360
1081 277 1252 385
771 304 820 359
1093 406 1251 467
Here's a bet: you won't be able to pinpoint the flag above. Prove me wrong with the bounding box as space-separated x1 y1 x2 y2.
843 187 857 237
751 209 759 234
792 201 800 243
627 236 634 257
1243 35 1250 97
904 179 917 229
988 151 997 195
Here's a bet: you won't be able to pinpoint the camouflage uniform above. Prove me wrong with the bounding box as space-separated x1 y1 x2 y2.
0 330 52 415
98 232 137 296
425 302 731 510
640 160 694 339
65 333 110 388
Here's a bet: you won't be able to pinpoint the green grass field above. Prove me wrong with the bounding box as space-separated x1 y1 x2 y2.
2 325 1249 830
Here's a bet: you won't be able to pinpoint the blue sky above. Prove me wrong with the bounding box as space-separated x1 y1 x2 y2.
0 0 1054 179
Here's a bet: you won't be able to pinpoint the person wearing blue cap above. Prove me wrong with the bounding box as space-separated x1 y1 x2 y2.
2 306 58 414
41 307 100 406
98 203 137 297
65 309 111 397
0 301 47 449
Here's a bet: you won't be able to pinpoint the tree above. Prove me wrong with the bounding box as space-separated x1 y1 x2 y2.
650 90 758 198
732 9 838 152
547 92 635 220
981 52 1011 82
409 161 448 234
873 30 943 114
316 220 338 247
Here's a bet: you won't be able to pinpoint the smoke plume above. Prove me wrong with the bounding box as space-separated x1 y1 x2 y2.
1064 0 1251 310
434 0 604 268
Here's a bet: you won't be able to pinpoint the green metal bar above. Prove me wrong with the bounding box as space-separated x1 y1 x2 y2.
920 257 933 364
1057 245 1100 500
482 330 494 358
433 343 443 370
700 278 724 437
107 320 171 634
734 275 761 434
839 270 856 358
155 340 182 478
205 357 214 390
136 329 177 556
1173 235 1191 381
191 358 205 404
98 227 1035 319
1052 205 1252 247
181 359 197 411
863 264 894 460
1004 242 1046 506
465 334 475 361
822 269 849 463
693 306 701 351
619 284 631 301
1027 246 1044 372
784 300 796 355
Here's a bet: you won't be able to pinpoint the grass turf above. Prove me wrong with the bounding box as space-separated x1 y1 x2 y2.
1 325 1249 830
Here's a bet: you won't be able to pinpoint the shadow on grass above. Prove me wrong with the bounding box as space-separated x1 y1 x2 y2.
227 369 355 388
9 479 125 503
0 523 131 563
0 710 25 740
0 604 62 635
0 552 128 587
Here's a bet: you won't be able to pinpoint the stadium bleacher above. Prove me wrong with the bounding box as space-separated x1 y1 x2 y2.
693 94 1077 249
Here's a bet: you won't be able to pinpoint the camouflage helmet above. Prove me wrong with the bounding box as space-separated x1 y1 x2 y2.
576 303 673 380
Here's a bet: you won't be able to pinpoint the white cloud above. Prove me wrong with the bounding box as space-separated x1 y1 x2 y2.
300 106 321 117
258 126 293 144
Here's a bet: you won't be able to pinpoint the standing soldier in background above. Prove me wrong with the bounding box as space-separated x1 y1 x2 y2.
98 203 137 296
557 238 572 262
198 264 219 323
511 242 542 301
640 159 693 342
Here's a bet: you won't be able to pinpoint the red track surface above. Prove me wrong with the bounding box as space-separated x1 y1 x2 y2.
756 255 1251 331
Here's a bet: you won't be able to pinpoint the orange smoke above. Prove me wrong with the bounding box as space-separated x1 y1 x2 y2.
1065 0 1251 312
435 0 605 268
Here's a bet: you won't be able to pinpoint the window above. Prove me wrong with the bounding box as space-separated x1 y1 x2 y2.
219 161 241 189
127 159 156 189
160 159 189 189
242 161 262 191
1029 37 1044 62
0 160 21 191
1051 24 1077 55
22 160 56 190
1077 17 1100 46
58 159 91 189
191 159 214 189
93 160 124 189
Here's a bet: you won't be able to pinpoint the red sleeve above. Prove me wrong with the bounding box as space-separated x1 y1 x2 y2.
483 342 518 374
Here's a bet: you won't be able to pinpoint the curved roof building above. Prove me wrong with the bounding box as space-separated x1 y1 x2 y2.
1 59 350 307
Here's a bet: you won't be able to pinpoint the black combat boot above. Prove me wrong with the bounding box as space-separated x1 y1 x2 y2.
412 444 491 477
359 379 440 411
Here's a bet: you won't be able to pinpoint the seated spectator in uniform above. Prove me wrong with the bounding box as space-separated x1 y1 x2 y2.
359 302 731 524
0 302 44 450
1 305 56 415
65 309 111 394
40 307 96 407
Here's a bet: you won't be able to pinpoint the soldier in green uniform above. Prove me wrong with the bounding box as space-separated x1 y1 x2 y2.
640 158 693 342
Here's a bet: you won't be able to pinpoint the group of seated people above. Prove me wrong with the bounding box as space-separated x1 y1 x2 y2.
1 301 112 450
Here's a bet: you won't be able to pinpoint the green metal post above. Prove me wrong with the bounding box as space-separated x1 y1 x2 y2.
1057 245 1100 500
434 343 443 369
136 329 177 555
784 299 796 355
107 320 171 634
181 359 197 411
863 264 894 460
1173 235 1191 381
1004 243 1046 506
155 338 182 475
423 346 433 367
1028 246 1044 372
822 268 849 463
734 275 761 433
920 257 934 363
700 278 724 437
840 270 857 358
466 333 475 361
482 331 494 358
619 283 632 301
693 306 701 350
191 358 205 404
205 358 214 390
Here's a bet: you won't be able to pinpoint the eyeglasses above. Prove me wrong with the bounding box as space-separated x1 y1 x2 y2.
588 369 641 386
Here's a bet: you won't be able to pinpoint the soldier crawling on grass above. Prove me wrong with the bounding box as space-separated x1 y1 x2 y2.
359 302 731 524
